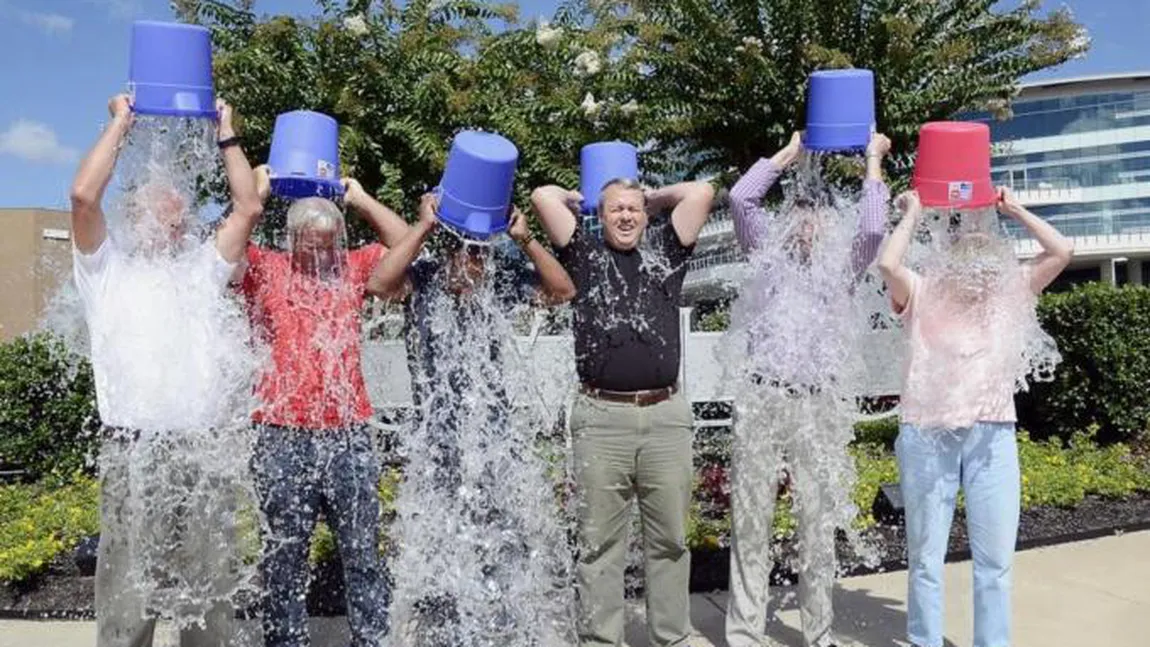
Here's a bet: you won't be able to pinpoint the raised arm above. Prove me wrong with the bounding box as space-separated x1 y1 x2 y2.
509 208 576 305
876 190 922 312
343 178 410 248
70 95 133 253
366 193 437 300
730 131 802 253
650 180 717 247
214 100 264 263
998 187 1073 294
851 133 892 279
530 185 582 248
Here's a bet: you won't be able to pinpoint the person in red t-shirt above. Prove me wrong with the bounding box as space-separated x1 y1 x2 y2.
239 167 409 647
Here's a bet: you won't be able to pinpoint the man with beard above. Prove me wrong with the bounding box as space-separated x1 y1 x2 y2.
723 131 891 647
239 170 410 647
877 187 1071 647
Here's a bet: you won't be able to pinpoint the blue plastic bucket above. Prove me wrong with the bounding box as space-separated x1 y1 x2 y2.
802 69 875 152
128 21 216 118
580 141 639 214
267 111 343 199
436 131 519 240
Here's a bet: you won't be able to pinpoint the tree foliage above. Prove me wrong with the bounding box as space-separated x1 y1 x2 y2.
177 0 1087 238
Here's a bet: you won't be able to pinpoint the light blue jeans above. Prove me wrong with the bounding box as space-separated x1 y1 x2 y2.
895 422 1020 647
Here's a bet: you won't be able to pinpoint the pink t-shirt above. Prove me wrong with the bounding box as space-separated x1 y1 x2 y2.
896 269 1033 430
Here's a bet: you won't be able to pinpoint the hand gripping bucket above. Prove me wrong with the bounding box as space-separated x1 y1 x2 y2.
267 111 344 200
128 21 216 118
580 141 639 214
436 131 519 240
802 69 875 152
912 121 996 209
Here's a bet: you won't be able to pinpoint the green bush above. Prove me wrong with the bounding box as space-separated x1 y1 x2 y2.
0 475 99 583
1018 284 1150 445
0 333 100 479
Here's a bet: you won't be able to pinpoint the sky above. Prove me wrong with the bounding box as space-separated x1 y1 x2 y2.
0 0 1144 210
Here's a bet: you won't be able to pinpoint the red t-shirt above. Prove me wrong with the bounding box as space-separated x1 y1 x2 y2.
240 243 384 429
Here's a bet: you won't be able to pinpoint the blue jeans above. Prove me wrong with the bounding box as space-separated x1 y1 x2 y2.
253 424 390 647
896 422 1020 647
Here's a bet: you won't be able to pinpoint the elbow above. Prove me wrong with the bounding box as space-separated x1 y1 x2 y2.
555 283 577 303
693 181 716 204
875 256 898 278
70 183 99 212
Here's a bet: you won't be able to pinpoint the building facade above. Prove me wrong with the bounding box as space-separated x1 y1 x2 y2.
964 71 1150 286
0 209 73 340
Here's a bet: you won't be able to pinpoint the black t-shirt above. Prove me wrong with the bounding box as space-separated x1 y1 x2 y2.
557 220 694 391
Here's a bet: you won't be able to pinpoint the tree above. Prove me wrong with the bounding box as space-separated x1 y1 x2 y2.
597 0 1088 184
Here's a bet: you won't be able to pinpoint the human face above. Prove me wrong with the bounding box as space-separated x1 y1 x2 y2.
599 186 647 251
291 226 343 279
129 183 187 248
447 244 488 292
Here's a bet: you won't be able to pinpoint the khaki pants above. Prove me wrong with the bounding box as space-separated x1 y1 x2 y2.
96 436 236 647
726 393 852 647
571 392 695 647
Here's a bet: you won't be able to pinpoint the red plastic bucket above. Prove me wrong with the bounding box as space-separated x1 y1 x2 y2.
912 121 996 209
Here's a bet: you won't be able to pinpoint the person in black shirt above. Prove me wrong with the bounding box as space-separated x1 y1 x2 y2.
370 193 576 647
531 177 715 647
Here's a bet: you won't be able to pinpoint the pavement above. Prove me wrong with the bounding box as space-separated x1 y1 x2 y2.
2 530 1147 647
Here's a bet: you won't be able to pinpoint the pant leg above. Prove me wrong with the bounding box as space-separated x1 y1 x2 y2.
572 394 640 647
96 437 159 647
253 425 322 647
896 424 963 647
962 423 1020 647
792 438 840 645
725 403 783 647
320 427 390 647
635 393 695 647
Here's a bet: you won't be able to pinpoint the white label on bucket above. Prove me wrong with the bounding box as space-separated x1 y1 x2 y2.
317 160 335 179
948 181 973 202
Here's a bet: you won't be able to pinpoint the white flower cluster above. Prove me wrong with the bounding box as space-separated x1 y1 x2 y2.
735 35 763 53
343 14 369 37
536 20 563 48
573 50 602 77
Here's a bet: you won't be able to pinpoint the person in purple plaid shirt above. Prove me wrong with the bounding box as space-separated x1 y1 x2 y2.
723 131 892 647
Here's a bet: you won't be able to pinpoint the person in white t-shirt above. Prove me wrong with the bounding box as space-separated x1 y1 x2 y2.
70 94 264 647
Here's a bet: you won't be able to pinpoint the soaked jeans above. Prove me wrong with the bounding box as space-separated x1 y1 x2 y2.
896 422 1020 647
253 424 390 647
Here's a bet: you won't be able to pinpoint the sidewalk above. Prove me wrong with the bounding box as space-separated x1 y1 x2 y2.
3 531 1147 647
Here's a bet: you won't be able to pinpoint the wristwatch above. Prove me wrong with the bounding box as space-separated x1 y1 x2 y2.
217 136 241 150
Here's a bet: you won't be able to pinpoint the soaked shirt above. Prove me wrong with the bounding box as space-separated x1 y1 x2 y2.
896 268 1035 430
73 238 245 431
558 222 693 391
240 243 384 430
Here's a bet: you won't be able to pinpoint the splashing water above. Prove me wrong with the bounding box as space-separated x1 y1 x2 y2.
388 241 576 647
899 206 1061 432
53 116 265 633
718 155 881 586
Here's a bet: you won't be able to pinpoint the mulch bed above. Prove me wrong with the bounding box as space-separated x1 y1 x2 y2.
3 494 1150 618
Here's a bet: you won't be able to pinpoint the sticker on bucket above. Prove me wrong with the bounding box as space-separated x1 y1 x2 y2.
317 160 335 180
947 181 974 202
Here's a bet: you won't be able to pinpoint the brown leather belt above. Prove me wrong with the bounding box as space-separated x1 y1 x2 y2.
580 383 678 407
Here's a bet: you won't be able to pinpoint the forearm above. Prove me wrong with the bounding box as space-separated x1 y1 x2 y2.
647 180 709 214
71 116 131 206
521 240 575 304
730 158 783 253
852 179 890 275
368 221 433 297
1011 205 1073 259
530 185 578 247
350 195 409 248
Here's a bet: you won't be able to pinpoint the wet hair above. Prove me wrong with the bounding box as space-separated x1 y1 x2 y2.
597 178 646 214
286 197 345 234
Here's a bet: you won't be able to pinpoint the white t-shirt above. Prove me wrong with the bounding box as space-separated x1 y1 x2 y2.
73 237 251 431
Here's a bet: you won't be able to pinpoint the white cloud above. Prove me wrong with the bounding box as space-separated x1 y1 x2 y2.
0 121 78 165
19 11 74 36
81 0 142 19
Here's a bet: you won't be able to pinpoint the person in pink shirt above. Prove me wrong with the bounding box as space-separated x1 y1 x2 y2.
876 187 1072 647
724 131 891 647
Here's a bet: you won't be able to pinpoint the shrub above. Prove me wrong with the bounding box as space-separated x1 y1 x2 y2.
0 333 100 480
1019 284 1150 445
0 475 99 583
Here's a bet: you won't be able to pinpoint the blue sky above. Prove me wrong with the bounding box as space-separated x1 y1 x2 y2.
0 0 1143 209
